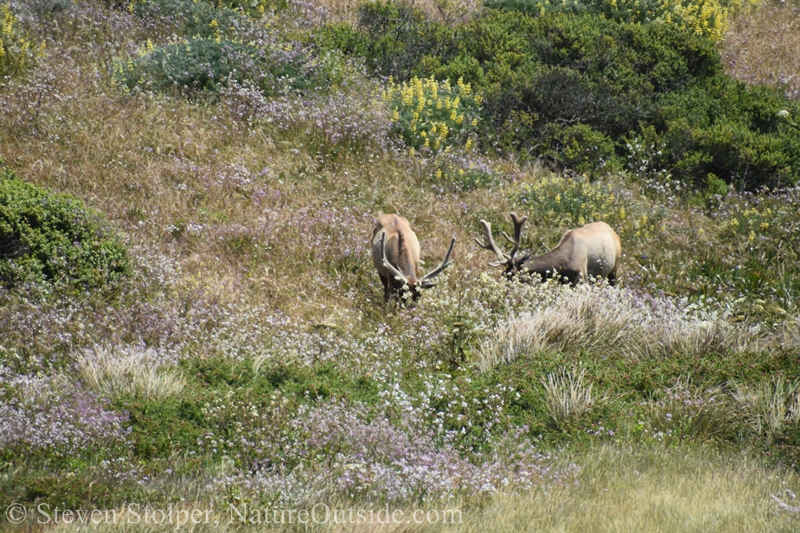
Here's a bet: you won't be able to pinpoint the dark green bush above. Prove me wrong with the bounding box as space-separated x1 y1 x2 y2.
0 168 128 291
316 3 800 189
538 123 622 177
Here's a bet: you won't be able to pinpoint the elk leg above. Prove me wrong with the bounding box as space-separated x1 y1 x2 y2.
379 274 391 302
564 270 581 286
607 268 617 287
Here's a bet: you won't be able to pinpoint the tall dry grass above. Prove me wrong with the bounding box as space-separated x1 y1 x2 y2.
75 344 186 400
722 1 800 100
475 283 774 370
541 365 597 427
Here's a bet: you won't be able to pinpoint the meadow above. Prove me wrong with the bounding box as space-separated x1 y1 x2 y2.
1 0 800 530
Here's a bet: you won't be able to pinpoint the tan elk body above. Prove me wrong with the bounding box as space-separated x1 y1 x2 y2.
371 214 455 301
476 213 621 285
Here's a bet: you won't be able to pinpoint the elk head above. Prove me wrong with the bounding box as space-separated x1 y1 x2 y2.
475 212 621 285
474 212 529 276
372 214 455 302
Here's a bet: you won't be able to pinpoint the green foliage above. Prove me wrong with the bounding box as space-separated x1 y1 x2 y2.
477 337 799 445
383 76 481 154
314 1 457 81
0 168 128 292
317 4 800 189
0 4 42 78
516 174 667 244
538 123 621 177
486 0 746 43
124 356 379 460
650 79 800 189
431 156 499 190
114 38 314 98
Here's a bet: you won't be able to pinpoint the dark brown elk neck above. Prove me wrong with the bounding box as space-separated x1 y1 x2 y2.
396 230 418 283
518 247 570 277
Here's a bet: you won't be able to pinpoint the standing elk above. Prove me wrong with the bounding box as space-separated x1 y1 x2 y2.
475 212 621 285
371 214 455 301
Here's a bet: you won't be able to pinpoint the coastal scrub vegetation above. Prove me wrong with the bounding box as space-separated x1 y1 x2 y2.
1 0 800 529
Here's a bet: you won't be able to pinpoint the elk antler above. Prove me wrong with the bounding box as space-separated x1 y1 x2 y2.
380 230 408 283
420 237 456 288
505 212 528 263
476 213 528 267
474 220 511 266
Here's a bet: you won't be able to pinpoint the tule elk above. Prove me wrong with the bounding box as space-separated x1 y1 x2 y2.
475 212 621 285
371 214 455 301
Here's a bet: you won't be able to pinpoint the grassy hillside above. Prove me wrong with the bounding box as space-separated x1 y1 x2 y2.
1 0 800 530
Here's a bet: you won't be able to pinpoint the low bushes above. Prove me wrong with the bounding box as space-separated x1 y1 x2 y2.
315 2 800 190
114 37 318 98
0 168 128 292
383 76 481 154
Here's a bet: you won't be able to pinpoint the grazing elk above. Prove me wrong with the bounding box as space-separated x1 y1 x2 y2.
371 214 455 301
475 212 621 285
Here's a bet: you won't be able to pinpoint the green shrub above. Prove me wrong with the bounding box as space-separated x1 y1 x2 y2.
0 168 128 291
318 3 800 189
649 78 800 189
383 75 481 154
114 38 315 98
468 12 723 142
538 123 621 177
314 1 457 81
485 0 744 43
